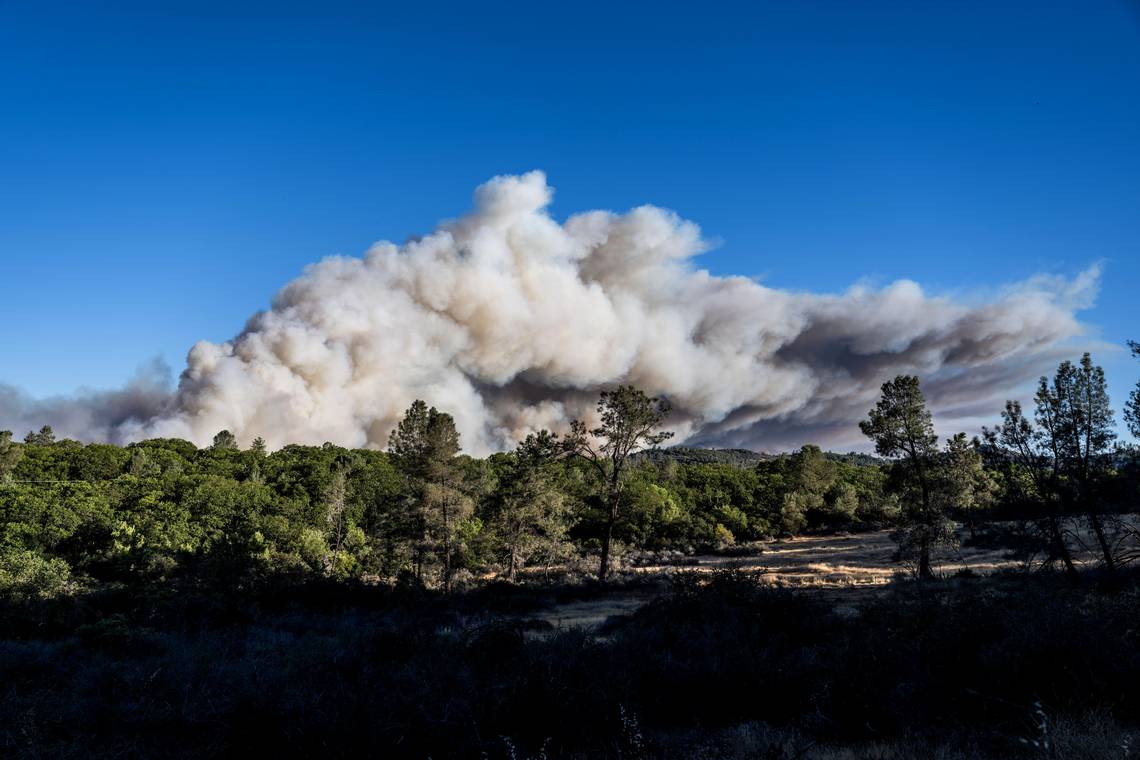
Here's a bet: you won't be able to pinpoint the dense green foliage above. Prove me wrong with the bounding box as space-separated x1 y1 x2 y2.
4 354 1138 598
0 427 903 600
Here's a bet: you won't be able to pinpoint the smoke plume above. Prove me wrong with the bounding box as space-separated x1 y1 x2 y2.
2 172 1098 453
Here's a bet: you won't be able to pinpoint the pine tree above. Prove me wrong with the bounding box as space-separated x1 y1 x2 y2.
936 433 996 541
490 431 569 578
1035 353 1117 571
211 430 239 450
564 386 673 581
1125 341 1140 439
860 375 941 578
24 425 55 446
983 400 1077 576
0 430 23 481
388 401 470 590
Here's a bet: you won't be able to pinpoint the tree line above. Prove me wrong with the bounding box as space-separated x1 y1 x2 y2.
863 350 1140 578
2 349 1138 597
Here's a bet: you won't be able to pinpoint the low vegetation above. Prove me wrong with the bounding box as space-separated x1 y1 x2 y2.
2 569 1138 757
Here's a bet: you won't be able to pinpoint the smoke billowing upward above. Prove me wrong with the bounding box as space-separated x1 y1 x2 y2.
1 172 1098 453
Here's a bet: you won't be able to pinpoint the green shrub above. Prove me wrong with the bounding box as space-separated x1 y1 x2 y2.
0 549 72 600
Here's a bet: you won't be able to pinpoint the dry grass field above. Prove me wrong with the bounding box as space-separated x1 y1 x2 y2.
528 520 1138 630
639 530 1015 586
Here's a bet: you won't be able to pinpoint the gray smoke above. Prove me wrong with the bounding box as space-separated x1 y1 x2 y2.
0 360 172 443
1 172 1099 453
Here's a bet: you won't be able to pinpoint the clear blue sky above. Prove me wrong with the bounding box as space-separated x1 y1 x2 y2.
1 1 1138 416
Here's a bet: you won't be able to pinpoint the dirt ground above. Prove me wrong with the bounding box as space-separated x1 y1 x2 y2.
528 521 1137 631
635 529 1020 587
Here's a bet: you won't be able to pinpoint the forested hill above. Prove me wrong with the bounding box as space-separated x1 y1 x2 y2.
635 446 884 469
633 447 777 468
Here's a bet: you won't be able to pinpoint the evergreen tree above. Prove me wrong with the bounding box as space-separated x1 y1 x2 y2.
211 430 239 450
860 375 942 578
1125 340 1140 439
782 444 837 523
564 386 673 581
983 400 1077 576
0 430 23 482
388 400 470 590
24 425 56 446
1035 353 1117 571
489 430 569 578
935 433 996 540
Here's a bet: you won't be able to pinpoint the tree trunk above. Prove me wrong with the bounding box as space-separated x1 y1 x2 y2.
914 458 935 580
598 493 619 582
507 526 517 580
1046 514 1078 578
918 534 933 579
416 518 428 584
442 499 453 592
1077 471 1116 573
1074 435 1115 573
1088 511 1116 573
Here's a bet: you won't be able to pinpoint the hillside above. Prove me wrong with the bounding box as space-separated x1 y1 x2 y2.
635 446 884 469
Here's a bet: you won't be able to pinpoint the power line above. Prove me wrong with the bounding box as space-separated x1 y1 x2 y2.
1 479 96 484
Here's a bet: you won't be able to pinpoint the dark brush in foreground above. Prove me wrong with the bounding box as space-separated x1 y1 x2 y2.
1 568 1138 758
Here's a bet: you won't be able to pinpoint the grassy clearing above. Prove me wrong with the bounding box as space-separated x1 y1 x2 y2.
517 520 1137 630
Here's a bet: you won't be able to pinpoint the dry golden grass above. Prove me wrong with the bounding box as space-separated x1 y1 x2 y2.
529 520 1139 629
627 519 1137 588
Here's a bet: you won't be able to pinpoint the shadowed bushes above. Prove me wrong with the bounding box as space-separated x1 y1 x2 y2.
2 568 1139 757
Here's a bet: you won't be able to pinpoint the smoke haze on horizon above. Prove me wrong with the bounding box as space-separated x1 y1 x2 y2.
0 172 1102 454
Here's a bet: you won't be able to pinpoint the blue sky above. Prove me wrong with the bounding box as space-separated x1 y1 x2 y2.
1 1 1138 427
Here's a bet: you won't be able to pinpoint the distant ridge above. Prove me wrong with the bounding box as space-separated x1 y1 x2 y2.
634 446 885 468
633 446 776 468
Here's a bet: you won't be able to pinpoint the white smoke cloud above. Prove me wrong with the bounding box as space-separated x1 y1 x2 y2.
2 172 1098 453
